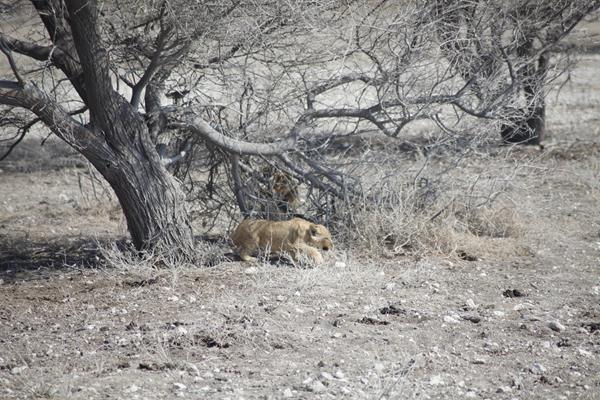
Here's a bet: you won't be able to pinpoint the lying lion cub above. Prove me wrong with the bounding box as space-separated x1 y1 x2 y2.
231 218 333 264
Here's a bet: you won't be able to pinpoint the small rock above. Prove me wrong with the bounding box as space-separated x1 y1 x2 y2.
176 326 188 335
493 311 505 317
462 314 481 323
283 388 293 398
578 348 592 357
513 303 527 311
360 377 369 385
244 267 258 274
276 295 285 302
465 299 477 309
443 315 460 324
530 363 546 375
124 384 140 393
302 377 313 385
503 289 525 298
496 386 512 393
307 380 327 393
173 383 186 391
465 391 477 398
471 358 486 365
548 321 565 332
320 371 334 380
374 363 385 372
429 375 444 385
333 370 345 379
10 366 27 375
334 261 346 268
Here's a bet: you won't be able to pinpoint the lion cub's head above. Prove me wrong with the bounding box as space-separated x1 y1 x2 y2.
306 223 333 251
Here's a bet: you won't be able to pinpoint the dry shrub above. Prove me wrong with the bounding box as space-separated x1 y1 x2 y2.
99 238 229 270
338 185 523 260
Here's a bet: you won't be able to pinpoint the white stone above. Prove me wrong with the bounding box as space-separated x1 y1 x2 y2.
176 326 188 335
283 388 293 398
429 375 444 385
443 315 460 324
548 321 565 332
320 371 334 380
124 385 140 393
578 348 592 357
530 363 546 374
173 383 186 391
308 380 326 393
10 366 27 375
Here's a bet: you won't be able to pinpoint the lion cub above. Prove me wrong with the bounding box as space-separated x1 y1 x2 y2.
231 218 333 264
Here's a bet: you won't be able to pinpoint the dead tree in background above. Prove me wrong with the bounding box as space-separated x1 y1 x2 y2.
432 0 600 144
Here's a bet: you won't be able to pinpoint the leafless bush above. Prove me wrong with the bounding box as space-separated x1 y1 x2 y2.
337 179 522 259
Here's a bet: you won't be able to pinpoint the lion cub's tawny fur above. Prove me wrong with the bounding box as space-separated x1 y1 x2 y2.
231 218 333 264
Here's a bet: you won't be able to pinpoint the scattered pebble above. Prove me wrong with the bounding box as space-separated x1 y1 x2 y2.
124 384 140 393
173 383 186 391
493 311 505 317
307 380 326 393
320 371 334 381
578 348 592 357
462 314 481 323
429 375 444 385
503 289 525 298
548 321 565 332
334 261 346 268
244 267 258 274
530 363 546 375
10 366 27 375
334 370 345 379
283 388 293 398
465 299 477 309
496 386 512 393
443 315 460 324
513 303 527 311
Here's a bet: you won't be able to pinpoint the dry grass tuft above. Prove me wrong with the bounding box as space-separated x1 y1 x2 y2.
337 185 523 260
98 237 230 271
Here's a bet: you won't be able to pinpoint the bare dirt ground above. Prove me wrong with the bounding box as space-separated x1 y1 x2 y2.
1 55 600 400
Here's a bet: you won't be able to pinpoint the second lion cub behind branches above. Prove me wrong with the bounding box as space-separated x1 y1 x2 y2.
231 218 333 265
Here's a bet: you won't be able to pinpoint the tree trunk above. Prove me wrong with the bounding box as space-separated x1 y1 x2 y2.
95 150 195 258
500 51 549 145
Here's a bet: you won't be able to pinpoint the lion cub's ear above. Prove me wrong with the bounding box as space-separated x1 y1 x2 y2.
309 225 319 236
